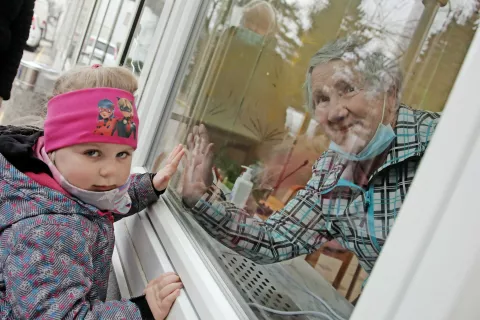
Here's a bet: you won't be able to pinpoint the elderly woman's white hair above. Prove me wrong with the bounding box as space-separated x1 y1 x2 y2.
304 37 403 112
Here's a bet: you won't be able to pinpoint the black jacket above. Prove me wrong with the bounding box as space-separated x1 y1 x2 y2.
0 0 35 101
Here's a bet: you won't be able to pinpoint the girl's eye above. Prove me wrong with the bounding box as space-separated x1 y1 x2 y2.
117 152 131 159
85 150 100 157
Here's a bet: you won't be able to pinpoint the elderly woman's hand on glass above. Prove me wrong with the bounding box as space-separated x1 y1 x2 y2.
182 124 214 208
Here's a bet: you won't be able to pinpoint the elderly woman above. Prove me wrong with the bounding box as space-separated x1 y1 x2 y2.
182 37 440 277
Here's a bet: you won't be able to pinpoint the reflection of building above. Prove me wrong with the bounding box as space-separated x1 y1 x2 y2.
181 1 281 166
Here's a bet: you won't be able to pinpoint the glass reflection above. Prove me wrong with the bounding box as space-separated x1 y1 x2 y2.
153 0 478 318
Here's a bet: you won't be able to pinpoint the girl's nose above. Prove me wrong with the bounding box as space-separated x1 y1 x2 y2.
99 162 115 178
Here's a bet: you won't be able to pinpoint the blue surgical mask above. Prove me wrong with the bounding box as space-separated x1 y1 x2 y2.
236 28 265 46
329 95 396 161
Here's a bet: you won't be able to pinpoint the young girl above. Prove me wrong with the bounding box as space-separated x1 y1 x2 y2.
0 66 184 319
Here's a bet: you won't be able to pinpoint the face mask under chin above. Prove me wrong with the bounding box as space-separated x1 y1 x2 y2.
328 95 396 161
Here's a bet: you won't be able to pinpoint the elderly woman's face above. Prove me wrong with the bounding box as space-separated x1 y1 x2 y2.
311 60 396 154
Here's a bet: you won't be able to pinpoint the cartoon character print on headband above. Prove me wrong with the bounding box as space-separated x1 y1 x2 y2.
112 97 136 140
93 99 117 136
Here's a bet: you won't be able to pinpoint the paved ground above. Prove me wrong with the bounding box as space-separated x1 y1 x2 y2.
0 45 56 126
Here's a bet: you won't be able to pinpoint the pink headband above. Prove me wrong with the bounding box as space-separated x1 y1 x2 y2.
44 87 139 153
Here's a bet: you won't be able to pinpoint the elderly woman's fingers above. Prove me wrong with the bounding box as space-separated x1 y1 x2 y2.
199 125 211 151
192 135 201 155
199 124 209 141
186 132 194 150
192 125 199 137
201 142 215 186
186 125 200 151
205 142 214 158
199 136 207 154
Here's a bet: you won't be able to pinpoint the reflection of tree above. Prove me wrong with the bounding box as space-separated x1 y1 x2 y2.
243 113 284 143
269 0 304 60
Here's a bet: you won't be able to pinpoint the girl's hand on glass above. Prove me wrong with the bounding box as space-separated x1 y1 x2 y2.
144 272 183 320
152 145 185 192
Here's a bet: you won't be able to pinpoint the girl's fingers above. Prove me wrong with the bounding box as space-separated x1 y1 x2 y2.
149 274 180 288
146 272 178 288
159 155 184 179
165 144 182 164
158 282 184 300
145 286 162 317
161 289 182 310
170 148 185 168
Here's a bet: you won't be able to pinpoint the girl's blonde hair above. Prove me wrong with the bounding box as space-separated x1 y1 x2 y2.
52 66 138 97
2 66 138 128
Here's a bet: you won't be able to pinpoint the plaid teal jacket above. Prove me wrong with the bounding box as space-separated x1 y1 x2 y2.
192 105 440 274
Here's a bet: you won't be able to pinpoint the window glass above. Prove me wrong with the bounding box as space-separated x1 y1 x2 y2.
122 0 166 76
60 0 97 69
76 0 140 67
152 0 479 318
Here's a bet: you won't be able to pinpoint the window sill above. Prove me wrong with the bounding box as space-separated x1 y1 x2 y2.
112 167 246 319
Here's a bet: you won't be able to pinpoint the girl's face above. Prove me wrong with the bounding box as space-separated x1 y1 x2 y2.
53 142 134 191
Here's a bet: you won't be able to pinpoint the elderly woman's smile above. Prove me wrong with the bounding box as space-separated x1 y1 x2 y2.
310 59 397 155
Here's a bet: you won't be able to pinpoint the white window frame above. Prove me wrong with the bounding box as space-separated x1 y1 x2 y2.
133 0 208 167
113 212 200 319
133 0 177 104
113 168 249 319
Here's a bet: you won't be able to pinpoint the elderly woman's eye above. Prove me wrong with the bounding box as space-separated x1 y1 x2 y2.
345 85 356 94
316 95 329 104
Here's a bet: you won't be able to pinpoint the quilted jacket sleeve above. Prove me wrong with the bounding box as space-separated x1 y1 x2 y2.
4 224 144 319
191 167 332 264
112 173 161 222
